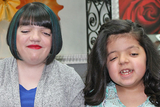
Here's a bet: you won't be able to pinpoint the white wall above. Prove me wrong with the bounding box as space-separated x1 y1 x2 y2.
58 0 87 56
0 20 12 58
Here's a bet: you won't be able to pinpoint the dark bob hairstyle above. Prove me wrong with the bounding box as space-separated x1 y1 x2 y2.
6 2 62 65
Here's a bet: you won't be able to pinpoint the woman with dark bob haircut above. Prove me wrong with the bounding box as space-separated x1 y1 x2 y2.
0 2 85 107
84 19 160 106
7 2 61 65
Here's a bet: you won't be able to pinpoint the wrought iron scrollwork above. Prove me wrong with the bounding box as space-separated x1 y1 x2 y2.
86 0 112 55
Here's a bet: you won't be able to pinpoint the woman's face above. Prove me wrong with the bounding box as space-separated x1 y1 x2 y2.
16 25 52 65
106 34 146 88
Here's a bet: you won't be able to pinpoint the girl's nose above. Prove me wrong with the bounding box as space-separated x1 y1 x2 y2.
119 54 129 65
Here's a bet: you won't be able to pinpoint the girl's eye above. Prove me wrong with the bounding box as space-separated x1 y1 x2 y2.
110 57 117 61
131 53 138 56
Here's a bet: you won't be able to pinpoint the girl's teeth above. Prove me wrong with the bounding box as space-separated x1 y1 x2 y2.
121 70 132 75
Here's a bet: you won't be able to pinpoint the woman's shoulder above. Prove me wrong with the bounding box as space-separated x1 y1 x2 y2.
0 57 16 67
46 59 84 90
0 57 17 79
50 59 75 74
54 59 74 70
47 59 83 81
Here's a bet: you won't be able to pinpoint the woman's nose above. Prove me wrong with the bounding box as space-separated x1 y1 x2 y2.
119 54 129 65
30 31 41 42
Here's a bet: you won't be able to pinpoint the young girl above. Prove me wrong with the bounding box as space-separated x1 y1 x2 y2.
84 19 160 107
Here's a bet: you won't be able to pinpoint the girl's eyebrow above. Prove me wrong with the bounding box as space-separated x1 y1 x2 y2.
107 46 139 56
107 51 116 56
127 46 140 50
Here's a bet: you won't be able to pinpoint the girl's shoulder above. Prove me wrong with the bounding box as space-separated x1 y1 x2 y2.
99 82 155 107
87 82 156 107
86 82 121 107
106 81 116 96
92 82 122 107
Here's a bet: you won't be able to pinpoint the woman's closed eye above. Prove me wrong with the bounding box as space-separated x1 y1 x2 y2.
21 30 29 33
43 32 51 36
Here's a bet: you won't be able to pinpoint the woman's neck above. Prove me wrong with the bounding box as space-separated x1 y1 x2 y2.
17 60 45 90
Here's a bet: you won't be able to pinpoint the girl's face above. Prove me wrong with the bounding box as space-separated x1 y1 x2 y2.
106 33 146 88
16 25 52 65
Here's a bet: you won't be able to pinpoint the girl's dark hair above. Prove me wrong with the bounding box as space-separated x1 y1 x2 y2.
84 19 160 106
6 2 62 65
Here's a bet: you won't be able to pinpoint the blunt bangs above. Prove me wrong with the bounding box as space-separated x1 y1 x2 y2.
19 4 52 29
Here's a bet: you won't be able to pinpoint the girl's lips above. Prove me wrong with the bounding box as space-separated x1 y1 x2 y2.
119 69 134 78
27 45 42 49
120 69 133 75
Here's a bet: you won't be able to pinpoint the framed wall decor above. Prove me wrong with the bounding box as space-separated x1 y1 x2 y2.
86 0 119 55
119 0 160 34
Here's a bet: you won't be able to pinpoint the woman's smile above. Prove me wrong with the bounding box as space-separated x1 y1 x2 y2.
16 25 52 65
27 45 42 49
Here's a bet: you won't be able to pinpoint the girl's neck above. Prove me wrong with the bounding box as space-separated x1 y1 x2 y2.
116 82 148 107
116 81 145 92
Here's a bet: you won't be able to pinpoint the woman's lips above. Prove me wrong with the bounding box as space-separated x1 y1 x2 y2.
27 45 42 49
